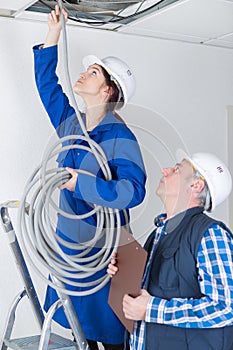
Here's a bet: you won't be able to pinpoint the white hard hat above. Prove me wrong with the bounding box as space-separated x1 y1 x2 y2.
82 55 136 109
177 149 232 211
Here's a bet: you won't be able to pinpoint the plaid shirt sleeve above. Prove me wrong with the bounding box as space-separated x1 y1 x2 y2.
145 224 233 328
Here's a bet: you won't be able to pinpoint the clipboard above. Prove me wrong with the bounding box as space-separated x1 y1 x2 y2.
108 227 148 333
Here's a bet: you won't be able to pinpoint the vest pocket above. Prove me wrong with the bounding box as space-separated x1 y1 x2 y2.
159 247 179 291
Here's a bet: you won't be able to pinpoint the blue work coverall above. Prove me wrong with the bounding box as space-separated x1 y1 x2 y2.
33 44 146 344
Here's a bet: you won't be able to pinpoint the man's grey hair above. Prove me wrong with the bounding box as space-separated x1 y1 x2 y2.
193 169 212 212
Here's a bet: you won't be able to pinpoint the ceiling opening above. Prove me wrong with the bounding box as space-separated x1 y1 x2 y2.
24 0 180 28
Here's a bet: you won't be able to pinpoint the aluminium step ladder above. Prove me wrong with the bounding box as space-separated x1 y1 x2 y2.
0 201 89 350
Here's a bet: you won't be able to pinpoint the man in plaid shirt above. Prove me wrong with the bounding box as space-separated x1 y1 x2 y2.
108 150 233 350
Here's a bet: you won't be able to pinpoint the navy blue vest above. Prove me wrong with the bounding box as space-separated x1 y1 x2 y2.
143 207 233 350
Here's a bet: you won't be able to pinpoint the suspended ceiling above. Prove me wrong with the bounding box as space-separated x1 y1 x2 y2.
1 0 233 49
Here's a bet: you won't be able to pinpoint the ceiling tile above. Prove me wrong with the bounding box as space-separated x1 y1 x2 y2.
120 0 233 41
206 40 233 49
118 26 208 43
0 1 34 11
219 32 233 43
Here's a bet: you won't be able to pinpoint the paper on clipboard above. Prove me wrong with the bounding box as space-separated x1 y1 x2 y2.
108 227 148 333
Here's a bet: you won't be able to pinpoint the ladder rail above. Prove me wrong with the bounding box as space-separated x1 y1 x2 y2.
0 202 90 350
0 204 45 329
51 276 89 350
39 300 63 350
0 289 26 350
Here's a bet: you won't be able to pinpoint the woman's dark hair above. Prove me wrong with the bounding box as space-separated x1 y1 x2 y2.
101 66 124 111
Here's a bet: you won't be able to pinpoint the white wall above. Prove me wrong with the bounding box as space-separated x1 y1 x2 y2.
228 106 233 229
0 16 233 340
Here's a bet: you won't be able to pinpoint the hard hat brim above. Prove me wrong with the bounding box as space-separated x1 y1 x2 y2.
83 55 106 74
82 55 127 108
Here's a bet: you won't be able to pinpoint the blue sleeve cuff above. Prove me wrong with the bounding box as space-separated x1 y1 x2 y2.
33 44 57 51
33 44 58 63
145 297 165 324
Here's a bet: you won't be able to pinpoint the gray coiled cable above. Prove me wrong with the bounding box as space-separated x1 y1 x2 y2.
17 1 127 296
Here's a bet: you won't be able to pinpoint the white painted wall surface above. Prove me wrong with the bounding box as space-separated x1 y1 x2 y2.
0 16 233 340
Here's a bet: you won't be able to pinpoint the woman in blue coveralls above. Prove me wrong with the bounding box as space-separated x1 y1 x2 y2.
33 5 146 350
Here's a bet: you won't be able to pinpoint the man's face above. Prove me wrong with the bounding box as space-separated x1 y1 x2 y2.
156 159 194 203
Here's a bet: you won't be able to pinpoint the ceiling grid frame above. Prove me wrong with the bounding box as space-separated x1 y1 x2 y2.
0 0 233 49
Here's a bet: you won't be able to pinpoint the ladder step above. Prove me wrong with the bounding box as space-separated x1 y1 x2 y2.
4 333 77 350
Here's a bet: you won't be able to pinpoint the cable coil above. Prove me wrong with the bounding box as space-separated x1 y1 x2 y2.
18 134 124 296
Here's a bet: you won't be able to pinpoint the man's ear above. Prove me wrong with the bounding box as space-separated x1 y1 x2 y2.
191 178 205 193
